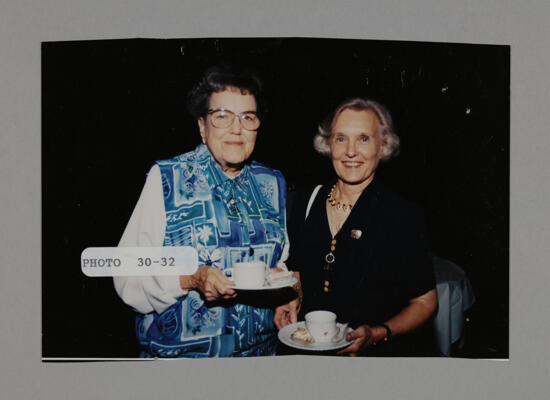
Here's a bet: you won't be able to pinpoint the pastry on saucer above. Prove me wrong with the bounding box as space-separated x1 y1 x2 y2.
266 265 294 286
290 327 313 344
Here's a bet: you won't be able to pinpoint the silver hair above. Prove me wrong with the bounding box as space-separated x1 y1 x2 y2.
313 97 400 161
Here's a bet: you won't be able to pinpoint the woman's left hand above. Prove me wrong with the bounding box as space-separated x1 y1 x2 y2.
336 325 381 357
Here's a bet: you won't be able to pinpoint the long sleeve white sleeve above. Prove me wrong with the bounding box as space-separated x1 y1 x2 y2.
113 164 186 315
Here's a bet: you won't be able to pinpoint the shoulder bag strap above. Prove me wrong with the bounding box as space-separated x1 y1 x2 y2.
305 185 323 220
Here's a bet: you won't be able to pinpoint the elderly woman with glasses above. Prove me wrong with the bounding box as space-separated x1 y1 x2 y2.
275 97 438 357
114 64 288 358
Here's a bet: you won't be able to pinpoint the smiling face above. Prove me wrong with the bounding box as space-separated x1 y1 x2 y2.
198 87 258 177
329 108 386 187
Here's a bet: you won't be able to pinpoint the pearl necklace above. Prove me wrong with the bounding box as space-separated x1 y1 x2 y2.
327 184 353 212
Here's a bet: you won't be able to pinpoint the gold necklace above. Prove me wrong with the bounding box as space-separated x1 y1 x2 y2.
327 184 353 212
324 184 355 293
323 186 347 293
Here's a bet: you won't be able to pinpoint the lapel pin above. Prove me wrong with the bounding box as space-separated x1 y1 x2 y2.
350 229 362 239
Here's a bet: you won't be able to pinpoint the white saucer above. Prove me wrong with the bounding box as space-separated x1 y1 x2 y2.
229 276 297 290
278 321 354 351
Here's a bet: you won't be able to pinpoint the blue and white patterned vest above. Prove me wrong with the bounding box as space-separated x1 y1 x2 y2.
136 144 287 357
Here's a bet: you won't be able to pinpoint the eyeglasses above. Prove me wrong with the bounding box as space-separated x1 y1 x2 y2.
207 108 260 130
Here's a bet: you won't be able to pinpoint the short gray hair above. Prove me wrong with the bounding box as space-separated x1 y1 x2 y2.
313 97 400 161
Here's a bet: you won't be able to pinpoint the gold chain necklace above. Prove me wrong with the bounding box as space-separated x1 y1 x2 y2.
327 184 353 212
323 185 346 293
324 184 357 293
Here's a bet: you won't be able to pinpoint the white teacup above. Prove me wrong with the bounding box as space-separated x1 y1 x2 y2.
305 310 337 342
228 261 267 288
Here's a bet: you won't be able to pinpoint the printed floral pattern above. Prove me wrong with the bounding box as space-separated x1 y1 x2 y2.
197 244 224 269
259 182 274 205
136 144 286 357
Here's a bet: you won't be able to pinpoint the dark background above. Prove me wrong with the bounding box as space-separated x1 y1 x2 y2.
42 38 509 358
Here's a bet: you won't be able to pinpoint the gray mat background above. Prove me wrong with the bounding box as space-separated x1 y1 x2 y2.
1 0 548 398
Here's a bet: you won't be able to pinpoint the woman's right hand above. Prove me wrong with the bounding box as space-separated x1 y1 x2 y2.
274 298 300 330
181 265 237 301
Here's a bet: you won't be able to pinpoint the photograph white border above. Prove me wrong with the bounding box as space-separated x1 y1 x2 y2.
2 0 549 399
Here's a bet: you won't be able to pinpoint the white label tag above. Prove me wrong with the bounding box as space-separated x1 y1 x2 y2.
80 247 198 277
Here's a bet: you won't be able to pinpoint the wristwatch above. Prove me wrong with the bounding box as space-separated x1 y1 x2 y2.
379 323 392 341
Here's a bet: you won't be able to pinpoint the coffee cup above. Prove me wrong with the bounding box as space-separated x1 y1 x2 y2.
228 261 267 288
305 310 337 342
